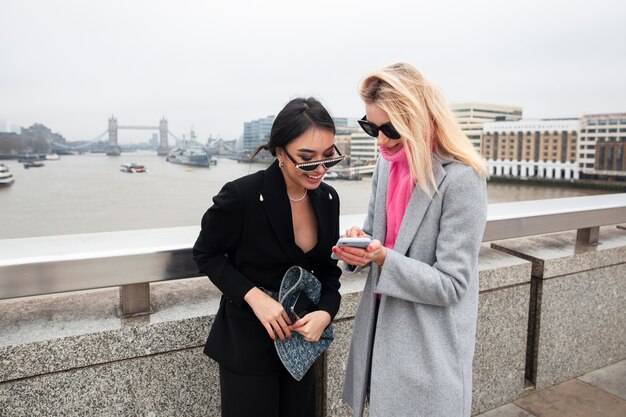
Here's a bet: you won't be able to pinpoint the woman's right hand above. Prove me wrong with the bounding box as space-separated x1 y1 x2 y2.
334 226 386 268
243 287 292 341
344 226 368 238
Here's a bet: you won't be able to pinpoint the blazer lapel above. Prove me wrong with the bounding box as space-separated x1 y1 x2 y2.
261 161 307 266
308 186 329 245
392 157 448 256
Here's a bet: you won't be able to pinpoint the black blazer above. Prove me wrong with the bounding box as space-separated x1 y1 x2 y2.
193 160 342 374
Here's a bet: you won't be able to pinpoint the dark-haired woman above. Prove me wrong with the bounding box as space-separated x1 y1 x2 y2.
193 97 344 417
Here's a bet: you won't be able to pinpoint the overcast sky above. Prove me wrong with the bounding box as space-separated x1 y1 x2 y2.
1 0 625 143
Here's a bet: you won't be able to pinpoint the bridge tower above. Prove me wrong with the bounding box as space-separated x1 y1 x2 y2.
157 118 169 156
106 116 121 156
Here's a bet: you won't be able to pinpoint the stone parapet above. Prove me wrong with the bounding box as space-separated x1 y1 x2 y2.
0 278 219 383
2 233 623 415
491 226 626 390
472 246 532 414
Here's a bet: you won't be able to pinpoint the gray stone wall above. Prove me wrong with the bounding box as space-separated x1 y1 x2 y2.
1 347 219 417
471 247 531 415
492 226 626 390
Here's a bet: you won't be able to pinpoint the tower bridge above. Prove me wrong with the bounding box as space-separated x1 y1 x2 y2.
106 116 169 156
50 117 181 156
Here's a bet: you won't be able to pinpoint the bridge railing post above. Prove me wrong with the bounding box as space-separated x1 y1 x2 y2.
576 226 600 245
119 283 152 317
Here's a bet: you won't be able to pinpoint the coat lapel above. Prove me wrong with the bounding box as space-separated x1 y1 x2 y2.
373 159 390 242
261 161 308 266
392 157 448 256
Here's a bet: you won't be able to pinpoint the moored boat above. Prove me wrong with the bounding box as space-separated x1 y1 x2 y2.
166 141 211 167
18 154 45 163
23 161 45 169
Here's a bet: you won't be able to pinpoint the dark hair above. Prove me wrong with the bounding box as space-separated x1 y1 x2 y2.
253 97 335 159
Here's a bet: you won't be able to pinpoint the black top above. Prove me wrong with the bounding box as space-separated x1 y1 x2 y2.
193 160 341 374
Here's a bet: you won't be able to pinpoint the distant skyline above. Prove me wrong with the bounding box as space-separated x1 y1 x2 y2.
1 0 625 143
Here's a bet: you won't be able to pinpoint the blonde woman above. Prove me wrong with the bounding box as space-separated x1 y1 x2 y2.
334 63 488 417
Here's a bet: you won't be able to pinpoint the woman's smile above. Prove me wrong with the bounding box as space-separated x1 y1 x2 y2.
304 172 324 184
385 142 402 155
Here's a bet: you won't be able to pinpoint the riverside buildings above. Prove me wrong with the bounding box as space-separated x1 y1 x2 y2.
242 116 356 152
451 103 523 151
579 113 626 180
480 113 625 181
242 116 275 151
350 131 379 163
243 109 625 182
482 119 580 179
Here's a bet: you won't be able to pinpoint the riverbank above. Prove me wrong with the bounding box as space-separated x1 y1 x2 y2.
488 176 626 192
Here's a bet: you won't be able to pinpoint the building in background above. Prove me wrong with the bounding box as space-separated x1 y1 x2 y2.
482 119 580 179
350 131 378 164
333 126 359 168
242 115 275 151
579 113 626 180
0 123 66 155
21 124 66 147
149 133 159 147
0 120 22 134
451 103 523 151
333 117 358 128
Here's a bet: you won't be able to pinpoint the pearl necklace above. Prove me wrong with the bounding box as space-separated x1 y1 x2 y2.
288 188 307 202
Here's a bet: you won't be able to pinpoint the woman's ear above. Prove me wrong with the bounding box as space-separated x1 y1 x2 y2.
275 147 285 167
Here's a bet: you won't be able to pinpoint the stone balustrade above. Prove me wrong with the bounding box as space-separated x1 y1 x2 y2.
1 225 624 416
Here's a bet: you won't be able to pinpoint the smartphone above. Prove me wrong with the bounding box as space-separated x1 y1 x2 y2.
331 237 372 259
290 291 317 320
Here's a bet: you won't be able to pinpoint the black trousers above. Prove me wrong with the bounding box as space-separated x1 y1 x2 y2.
219 364 316 417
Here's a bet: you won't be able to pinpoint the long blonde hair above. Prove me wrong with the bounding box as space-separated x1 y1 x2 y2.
360 63 488 195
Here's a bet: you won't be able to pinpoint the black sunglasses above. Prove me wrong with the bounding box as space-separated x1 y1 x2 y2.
358 116 402 140
282 144 345 172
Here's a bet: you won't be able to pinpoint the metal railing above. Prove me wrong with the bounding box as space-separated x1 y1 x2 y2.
1 193 625 316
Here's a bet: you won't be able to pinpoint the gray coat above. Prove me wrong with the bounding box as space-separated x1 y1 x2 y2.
343 156 487 417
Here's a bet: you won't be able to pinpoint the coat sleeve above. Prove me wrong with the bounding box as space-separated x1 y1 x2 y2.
192 181 256 308
312 188 342 319
375 168 487 306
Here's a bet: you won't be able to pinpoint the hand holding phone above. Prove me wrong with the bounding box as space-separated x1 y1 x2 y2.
331 237 372 259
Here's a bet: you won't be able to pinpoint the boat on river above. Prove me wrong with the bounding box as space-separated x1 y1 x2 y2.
120 163 146 173
0 164 14 187
323 170 362 181
166 141 212 167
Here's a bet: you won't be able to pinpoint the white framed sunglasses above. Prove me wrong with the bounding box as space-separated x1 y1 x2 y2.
282 144 345 172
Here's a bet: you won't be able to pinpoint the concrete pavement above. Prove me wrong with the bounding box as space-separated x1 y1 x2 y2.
475 359 626 417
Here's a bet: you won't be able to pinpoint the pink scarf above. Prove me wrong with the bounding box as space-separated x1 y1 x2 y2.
380 145 414 250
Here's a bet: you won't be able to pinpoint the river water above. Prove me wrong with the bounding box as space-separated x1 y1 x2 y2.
0 152 611 239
